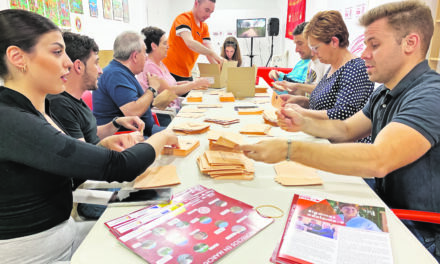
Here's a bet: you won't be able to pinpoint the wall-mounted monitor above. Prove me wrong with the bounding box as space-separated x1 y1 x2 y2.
236 18 266 38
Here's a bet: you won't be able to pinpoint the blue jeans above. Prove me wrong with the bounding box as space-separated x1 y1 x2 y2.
401 220 440 262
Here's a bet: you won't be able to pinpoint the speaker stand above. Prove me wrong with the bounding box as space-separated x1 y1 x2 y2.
266 35 274 67
244 37 255 66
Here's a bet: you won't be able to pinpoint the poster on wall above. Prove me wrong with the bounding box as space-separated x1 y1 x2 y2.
44 0 61 26
102 0 112 19
29 0 45 15
10 0 29 10
89 0 98 17
112 0 123 21
337 0 368 57
58 0 71 28
285 0 306 40
122 0 129 23
70 0 84 14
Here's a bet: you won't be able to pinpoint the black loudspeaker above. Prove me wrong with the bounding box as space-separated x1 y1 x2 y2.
268 18 279 36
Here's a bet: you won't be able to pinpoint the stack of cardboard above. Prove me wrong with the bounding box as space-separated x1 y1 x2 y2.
197 150 254 180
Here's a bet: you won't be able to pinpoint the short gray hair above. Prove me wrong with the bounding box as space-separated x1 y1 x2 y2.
113 31 144 61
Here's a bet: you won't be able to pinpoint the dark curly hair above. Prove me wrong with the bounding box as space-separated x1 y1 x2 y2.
141 26 166 54
62 32 99 65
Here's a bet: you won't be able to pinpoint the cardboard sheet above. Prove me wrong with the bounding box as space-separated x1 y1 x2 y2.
134 165 181 189
227 65 257 99
198 61 238 88
274 161 322 186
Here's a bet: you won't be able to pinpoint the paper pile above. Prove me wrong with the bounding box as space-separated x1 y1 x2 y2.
240 123 271 135
197 150 254 180
172 122 210 134
162 138 200 156
207 130 244 152
204 116 240 126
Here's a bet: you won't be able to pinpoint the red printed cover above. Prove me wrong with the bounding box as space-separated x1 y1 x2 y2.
113 187 273 264
273 194 389 264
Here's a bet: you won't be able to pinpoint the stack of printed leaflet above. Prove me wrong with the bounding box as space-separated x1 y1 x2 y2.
197 150 254 180
263 108 278 126
172 122 210 134
105 185 273 264
204 116 240 126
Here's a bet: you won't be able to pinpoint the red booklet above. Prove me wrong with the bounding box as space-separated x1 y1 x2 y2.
110 186 273 264
272 194 393 264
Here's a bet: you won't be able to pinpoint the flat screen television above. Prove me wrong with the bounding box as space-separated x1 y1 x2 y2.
236 18 266 38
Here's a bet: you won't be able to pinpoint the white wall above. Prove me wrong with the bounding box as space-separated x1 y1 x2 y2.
148 0 289 67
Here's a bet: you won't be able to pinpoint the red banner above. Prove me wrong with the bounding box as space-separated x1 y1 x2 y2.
285 0 306 40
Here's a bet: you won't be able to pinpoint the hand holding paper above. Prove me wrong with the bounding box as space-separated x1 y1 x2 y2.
277 107 305 132
239 138 288 164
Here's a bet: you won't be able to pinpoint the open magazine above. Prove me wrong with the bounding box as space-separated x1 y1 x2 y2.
273 194 393 264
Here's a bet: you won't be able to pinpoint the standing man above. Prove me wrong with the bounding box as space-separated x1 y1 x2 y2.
48 32 145 147
93 31 164 136
163 0 223 82
240 1 440 260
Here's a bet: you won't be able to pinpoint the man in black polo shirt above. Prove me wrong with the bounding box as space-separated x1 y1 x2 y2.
48 32 145 219
239 1 440 260
48 32 144 148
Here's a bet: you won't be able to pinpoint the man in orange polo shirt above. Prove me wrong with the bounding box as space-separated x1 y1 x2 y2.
163 0 223 83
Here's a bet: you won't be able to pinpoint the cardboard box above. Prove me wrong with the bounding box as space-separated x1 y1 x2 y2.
198 61 238 88
227 65 257 99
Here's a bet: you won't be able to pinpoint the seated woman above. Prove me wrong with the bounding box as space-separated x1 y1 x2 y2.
137 26 210 126
0 9 177 263
279 10 374 135
220 36 242 67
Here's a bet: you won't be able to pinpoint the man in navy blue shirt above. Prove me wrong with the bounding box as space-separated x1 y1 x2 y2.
240 1 440 260
93 31 164 136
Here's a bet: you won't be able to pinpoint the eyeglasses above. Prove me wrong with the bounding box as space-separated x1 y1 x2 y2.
309 43 322 53
225 41 237 47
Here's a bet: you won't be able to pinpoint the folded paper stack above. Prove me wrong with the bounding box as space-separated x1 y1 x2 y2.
207 130 244 152
197 150 254 180
204 116 240 126
162 138 200 156
219 92 235 102
239 123 271 135
186 91 203 102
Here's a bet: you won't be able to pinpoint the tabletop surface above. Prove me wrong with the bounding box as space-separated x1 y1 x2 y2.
72 86 438 264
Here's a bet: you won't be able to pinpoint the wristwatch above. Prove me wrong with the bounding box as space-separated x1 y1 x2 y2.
112 117 121 129
147 86 158 97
